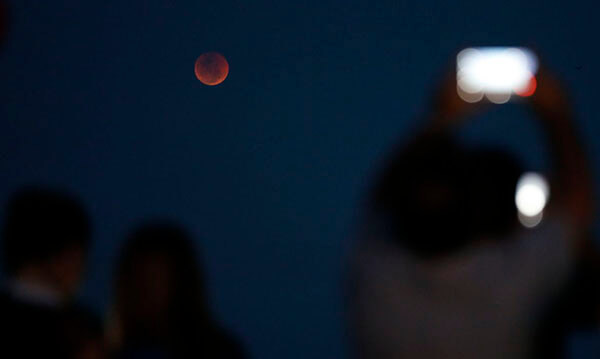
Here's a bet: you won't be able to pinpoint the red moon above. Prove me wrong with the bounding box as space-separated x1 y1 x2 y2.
194 52 229 86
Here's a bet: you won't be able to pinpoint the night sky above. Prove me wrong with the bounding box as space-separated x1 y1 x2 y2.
0 1 599 358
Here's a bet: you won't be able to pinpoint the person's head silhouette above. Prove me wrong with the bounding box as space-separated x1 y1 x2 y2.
2 186 91 302
113 222 209 341
372 136 523 259
109 221 246 358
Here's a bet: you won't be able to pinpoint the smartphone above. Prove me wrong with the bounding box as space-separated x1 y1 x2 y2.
456 47 538 103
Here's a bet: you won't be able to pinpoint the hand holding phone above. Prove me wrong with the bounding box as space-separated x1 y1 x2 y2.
456 47 538 103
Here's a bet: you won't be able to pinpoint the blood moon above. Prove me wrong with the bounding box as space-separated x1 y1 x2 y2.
194 52 229 86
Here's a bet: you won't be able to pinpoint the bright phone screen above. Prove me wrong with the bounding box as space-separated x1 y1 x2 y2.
456 47 538 103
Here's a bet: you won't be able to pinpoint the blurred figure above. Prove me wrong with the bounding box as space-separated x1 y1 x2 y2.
62 306 107 359
534 234 600 359
0 0 7 47
109 221 246 359
0 187 97 357
346 67 594 359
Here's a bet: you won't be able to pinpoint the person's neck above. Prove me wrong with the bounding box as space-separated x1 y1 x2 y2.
10 269 65 307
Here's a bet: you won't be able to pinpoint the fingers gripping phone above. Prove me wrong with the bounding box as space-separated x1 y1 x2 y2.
456 47 538 103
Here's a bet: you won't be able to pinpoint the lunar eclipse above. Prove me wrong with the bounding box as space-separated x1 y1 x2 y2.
195 52 229 86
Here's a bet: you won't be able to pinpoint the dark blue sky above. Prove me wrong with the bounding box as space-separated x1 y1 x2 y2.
0 0 598 358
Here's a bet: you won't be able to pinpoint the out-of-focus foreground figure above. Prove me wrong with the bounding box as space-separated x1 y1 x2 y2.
0 187 104 358
346 66 596 359
109 222 247 359
0 0 7 48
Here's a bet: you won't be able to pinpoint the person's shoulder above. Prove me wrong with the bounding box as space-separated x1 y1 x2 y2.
208 327 248 359
59 303 104 341
0 289 62 350
62 302 102 324
509 213 573 252
0 288 32 315
0 288 12 303
0 289 16 318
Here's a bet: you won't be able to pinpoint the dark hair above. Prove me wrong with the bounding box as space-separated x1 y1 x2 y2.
113 221 247 358
372 135 522 259
114 221 212 343
463 147 523 239
2 187 91 274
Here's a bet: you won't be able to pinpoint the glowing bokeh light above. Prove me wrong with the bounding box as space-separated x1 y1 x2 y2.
515 172 549 222
515 76 537 97
486 92 511 104
518 211 544 228
457 84 484 103
456 47 538 103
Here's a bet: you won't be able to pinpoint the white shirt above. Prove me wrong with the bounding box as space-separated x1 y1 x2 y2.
348 213 573 359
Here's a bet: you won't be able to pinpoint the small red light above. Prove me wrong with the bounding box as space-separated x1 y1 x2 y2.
516 76 537 97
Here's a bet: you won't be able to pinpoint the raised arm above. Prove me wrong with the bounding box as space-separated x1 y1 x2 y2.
530 69 594 233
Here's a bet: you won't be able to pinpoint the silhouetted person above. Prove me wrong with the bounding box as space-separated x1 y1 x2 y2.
109 222 246 359
62 305 107 359
346 67 594 359
534 238 600 358
0 187 94 357
0 0 7 48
